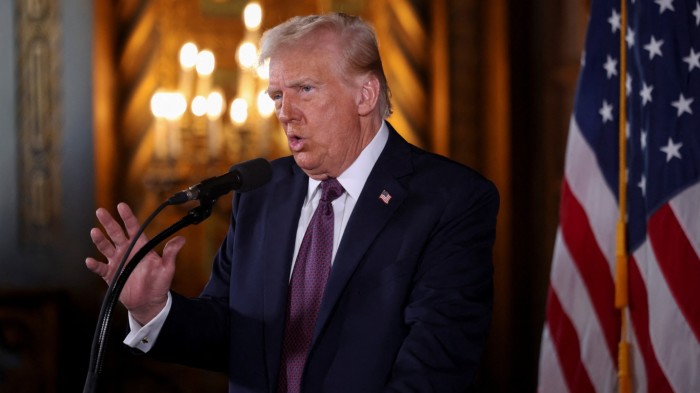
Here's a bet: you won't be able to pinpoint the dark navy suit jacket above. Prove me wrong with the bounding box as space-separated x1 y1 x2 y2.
150 124 499 392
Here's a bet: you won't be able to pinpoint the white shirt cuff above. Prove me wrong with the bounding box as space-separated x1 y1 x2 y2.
123 292 172 352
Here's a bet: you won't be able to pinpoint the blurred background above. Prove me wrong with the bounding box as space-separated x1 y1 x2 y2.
0 0 589 391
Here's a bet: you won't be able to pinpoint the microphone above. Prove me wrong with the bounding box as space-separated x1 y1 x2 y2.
168 158 272 205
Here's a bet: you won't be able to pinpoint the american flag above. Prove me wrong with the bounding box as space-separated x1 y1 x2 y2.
379 190 392 204
538 0 700 392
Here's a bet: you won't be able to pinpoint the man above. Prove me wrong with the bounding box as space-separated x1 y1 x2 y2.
86 12 498 393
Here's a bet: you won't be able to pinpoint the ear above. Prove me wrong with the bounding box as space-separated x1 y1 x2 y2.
356 74 380 116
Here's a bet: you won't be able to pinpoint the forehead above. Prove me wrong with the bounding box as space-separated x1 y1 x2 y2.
267 32 345 81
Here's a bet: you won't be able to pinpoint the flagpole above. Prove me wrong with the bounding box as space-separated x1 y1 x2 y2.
616 0 631 392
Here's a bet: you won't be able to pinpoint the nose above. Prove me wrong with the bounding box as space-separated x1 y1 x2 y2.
277 95 297 124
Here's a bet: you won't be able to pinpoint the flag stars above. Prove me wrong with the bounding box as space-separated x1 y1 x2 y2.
683 48 700 71
608 9 621 33
655 0 675 14
644 36 664 60
638 175 647 197
640 83 654 105
694 2 700 25
660 137 683 162
641 130 647 150
626 27 636 48
600 100 614 123
604 55 618 79
671 93 694 117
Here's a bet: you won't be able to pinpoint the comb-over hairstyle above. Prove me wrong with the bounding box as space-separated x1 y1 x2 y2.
259 13 393 118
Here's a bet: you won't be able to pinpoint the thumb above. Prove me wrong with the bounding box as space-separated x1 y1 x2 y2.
162 236 186 264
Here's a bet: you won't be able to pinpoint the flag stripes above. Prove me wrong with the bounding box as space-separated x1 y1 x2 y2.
560 180 620 358
628 256 673 393
546 288 596 393
647 205 700 342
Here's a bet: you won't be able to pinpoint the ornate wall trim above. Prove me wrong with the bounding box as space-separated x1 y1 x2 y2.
16 0 62 248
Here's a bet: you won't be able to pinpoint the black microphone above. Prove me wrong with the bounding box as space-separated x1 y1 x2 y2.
168 158 272 205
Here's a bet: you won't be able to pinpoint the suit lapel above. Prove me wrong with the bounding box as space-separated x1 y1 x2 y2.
312 126 414 344
262 162 307 386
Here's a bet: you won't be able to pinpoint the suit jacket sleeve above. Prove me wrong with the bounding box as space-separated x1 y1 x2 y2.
145 211 239 373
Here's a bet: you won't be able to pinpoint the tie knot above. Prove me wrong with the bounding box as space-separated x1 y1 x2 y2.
320 178 344 202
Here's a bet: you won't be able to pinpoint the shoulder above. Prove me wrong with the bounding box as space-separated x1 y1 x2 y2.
383 125 498 203
232 155 300 208
412 147 499 212
269 155 297 175
412 146 491 185
252 155 301 187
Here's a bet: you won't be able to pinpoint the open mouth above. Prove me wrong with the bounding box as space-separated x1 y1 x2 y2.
288 134 304 151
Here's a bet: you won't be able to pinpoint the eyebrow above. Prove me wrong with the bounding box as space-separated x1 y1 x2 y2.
267 78 322 96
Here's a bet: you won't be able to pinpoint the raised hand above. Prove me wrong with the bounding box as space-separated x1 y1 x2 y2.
85 202 185 325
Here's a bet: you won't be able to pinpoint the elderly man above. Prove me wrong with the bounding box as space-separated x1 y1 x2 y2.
87 12 498 393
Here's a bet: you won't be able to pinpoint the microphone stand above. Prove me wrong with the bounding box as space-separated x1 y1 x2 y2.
83 199 216 393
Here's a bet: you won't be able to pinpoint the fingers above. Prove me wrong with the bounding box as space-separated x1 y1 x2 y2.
90 227 116 259
85 257 111 281
88 203 185 279
162 236 186 264
117 202 145 241
96 207 129 246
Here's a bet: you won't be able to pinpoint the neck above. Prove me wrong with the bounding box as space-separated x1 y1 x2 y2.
359 114 383 148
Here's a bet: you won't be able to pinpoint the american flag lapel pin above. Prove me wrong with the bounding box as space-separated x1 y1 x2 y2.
379 189 392 204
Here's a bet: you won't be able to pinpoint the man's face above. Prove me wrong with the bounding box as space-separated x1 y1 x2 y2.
267 33 371 180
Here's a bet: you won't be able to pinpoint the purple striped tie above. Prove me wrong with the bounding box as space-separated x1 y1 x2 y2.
277 178 344 393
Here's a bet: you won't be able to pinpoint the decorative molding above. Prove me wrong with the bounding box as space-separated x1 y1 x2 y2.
16 0 62 248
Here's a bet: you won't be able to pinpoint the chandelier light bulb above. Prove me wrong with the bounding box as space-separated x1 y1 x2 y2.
257 90 275 118
230 98 249 125
191 95 208 117
195 50 216 76
179 42 198 70
151 91 186 120
243 2 262 31
237 42 258 69
165 93 186 120
207 90 225 120
150 91 168 118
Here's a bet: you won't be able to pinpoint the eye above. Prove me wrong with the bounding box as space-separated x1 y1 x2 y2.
300 85 313 93
269 91 282 101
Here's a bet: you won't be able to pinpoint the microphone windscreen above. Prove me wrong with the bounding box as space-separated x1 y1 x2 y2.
230 158 272 193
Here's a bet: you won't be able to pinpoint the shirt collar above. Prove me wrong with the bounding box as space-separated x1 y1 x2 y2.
306 121 389 201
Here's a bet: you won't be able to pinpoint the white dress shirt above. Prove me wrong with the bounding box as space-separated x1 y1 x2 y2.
125 122 389 352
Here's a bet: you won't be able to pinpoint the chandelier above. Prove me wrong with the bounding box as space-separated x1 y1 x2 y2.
145 1 277 194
